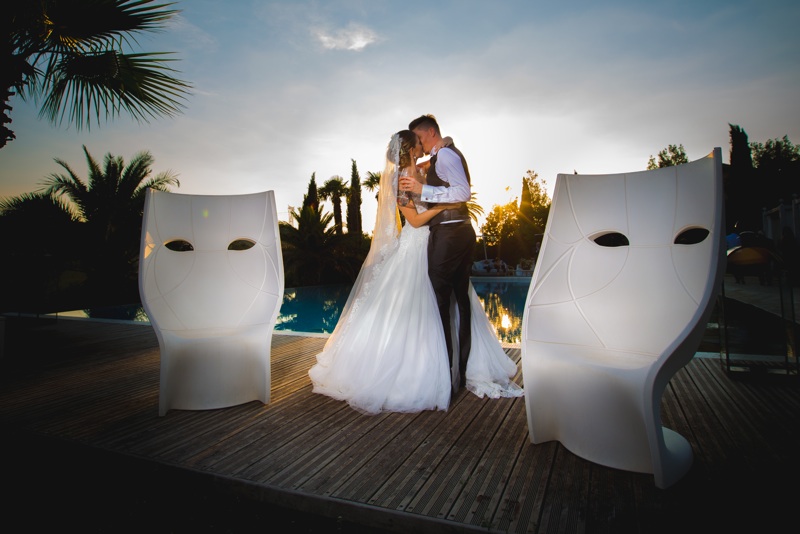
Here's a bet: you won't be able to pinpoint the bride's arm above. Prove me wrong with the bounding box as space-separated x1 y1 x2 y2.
398 204 442 228
398 202 463 228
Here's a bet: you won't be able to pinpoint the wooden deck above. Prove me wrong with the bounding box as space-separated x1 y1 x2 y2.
1 317 798 533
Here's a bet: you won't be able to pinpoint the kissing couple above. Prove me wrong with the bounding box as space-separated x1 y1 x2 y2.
309 114 523 415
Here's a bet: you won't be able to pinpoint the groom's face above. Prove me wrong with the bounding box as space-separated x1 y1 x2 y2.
413 127 435 155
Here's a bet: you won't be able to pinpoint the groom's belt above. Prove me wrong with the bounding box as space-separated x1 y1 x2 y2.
429 208 470 227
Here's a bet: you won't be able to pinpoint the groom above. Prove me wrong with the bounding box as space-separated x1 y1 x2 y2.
399 114 476 391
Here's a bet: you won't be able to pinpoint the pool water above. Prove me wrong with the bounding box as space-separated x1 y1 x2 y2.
278 277 531 343
58 277 532 344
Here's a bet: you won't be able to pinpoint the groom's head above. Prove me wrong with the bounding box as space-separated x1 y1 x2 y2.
409 114 441 154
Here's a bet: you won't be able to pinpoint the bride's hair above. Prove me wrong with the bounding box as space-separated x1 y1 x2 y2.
391 129 417 168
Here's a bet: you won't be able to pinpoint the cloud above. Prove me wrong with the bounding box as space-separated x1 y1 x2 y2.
166 14 218 51
313 23 378 51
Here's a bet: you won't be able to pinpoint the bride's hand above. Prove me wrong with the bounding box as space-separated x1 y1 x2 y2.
433 136 454 152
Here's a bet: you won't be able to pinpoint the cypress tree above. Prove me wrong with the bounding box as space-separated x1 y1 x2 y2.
346 159 362 235
302 172 319 213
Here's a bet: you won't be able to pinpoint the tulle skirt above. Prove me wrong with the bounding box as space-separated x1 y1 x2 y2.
309 223 522 415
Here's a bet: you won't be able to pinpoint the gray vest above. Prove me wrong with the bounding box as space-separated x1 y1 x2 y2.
427 146 470 226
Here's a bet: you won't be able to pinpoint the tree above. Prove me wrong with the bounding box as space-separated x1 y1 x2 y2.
0 192 82 311
647 144 689 169
730 124 754 170
363 171 381 200
346 159 363 236
518 170 550 243
480 200 520 261
466 191 485 225
43 145 179 294
279 206 339 286
1 0 191 149
318 175 348 235
0 145 179 310
727 124 756 231
302 172 319 213
751 135 800 173
751 135 800 215
478 171 550 267
279 205 364 287
724 127 800 233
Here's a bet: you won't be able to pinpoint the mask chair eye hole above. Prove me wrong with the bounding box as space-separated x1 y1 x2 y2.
592 231 630 247
164 239 194 252
228 238 256 251
674 228 710 245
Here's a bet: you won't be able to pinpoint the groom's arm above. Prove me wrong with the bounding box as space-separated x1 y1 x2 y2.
420 149 470 203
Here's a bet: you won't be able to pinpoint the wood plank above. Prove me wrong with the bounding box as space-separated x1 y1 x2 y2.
689 359 776 464
585 462 642 534
297 411 422 497
330 410 446 504
535 446 590 534
666 365 729 480
450 396 530 529
407 395 517 520
490 437 556 533
366 391 487 512
3 318 800 534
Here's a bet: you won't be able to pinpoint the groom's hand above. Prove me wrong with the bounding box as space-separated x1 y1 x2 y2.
399 177 423 195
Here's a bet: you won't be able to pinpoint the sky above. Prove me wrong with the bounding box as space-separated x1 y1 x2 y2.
2 0 799 231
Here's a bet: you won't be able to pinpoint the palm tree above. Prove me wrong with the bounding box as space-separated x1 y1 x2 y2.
44 145 179 300
0 146 178 310
466 191 484 225
2 0 191 149
44 145 178 231
363 171 381 200
318 175 348 235
279 205 356 286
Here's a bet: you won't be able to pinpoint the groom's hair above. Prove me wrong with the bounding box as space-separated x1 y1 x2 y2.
409 114 440 135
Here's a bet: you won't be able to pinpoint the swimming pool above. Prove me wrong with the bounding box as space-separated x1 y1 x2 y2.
57 277 532 344
278 277 531 343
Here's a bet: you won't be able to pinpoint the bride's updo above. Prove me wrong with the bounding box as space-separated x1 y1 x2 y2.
390 130 418 169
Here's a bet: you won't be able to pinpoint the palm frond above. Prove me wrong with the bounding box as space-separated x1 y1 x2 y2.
117 150 154 196
39 51 190 129
0 191 80 222
39 150 97 219
39 1 180 54
363 171 381 191
133 171 180 201
466 191 484 224
6 1 190 146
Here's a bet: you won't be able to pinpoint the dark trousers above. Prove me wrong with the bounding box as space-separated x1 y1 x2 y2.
427 221 476 386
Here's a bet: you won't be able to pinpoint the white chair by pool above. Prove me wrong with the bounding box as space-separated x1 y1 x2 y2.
139 190 284 416
521 148 725 488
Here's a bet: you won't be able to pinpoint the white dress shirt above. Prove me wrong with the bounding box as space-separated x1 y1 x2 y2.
420 147 471 203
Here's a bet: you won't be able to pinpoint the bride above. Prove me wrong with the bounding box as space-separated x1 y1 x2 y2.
308 130 523 415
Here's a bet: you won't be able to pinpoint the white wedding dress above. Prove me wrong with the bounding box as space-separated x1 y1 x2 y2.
308 219 523 415
308 132 522 415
